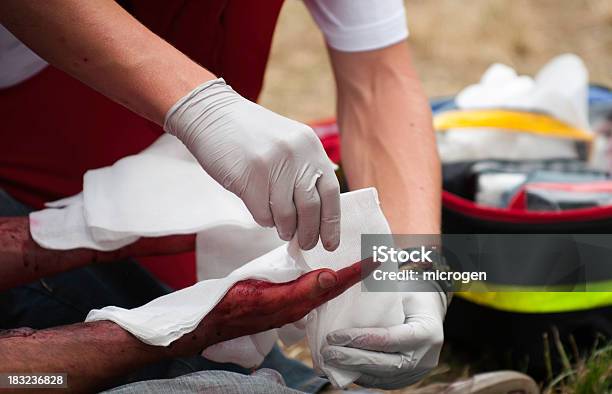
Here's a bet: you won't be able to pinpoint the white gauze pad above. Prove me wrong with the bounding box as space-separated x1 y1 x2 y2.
86 188 403 387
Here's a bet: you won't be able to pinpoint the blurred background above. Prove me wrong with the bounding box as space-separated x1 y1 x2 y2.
260 0 612 122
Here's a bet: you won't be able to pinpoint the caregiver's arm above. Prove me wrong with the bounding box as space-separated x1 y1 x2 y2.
0 217 195 292
0 262 365 393
0 0 213 124
325 42 446 390
0 0 341 251
330 41 441 234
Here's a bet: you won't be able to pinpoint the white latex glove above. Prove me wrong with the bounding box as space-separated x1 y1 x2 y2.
164 78 340 250
321 286 447 389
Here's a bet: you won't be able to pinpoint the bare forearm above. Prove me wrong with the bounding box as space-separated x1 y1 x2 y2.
331 42 441 234
0 323 166 393
0 217 195 292
0 322 206 393
0 217 90 291
0 0 214 124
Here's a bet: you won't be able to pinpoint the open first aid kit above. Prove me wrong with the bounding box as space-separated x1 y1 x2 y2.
311 54 612 378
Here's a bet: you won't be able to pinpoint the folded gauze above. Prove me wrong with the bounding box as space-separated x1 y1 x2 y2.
30 135 262 250
85 188 404 387
29 135 404 387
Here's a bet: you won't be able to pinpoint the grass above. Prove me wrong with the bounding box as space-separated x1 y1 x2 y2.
405 330 612 393
543 331 612 394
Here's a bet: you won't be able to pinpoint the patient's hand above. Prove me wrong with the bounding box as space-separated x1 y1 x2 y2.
0 260 371 393
170 259 372 356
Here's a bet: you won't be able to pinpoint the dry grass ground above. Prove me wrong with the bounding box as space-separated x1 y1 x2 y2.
261 1 612 391
260 0 612 121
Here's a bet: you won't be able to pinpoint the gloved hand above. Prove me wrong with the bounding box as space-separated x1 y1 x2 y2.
321 286 447 389
164 78 340 251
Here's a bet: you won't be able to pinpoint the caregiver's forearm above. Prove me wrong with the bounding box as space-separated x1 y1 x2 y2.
0 217 195 291
0 0 215 124
330 42 441 234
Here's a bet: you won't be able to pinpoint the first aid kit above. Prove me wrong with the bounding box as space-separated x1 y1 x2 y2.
311 55 612 378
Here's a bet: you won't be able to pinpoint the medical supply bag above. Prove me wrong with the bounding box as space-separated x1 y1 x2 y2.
311 84 612 377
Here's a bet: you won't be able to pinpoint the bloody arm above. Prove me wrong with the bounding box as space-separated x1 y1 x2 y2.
0 217 195 292
0 261 365 393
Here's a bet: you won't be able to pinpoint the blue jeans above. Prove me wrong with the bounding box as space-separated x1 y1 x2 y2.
0 188 328 393
106 370 303 394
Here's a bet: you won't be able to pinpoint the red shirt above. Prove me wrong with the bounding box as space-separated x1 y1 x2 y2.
0 0 284 288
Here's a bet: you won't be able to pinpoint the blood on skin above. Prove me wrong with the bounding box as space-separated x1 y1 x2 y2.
0 228 369 362
0 328 36 339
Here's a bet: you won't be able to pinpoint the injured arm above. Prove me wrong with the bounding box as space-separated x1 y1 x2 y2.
0 260 366 392
0 217 195 292
0 322 172 393
330 41 441 234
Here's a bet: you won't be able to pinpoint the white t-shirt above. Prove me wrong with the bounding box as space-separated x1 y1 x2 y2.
0 1 408 88
304 0 408 52
0 24 48 88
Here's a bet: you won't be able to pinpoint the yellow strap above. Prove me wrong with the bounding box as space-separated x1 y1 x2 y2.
458 289 612 314
434 109 594 142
